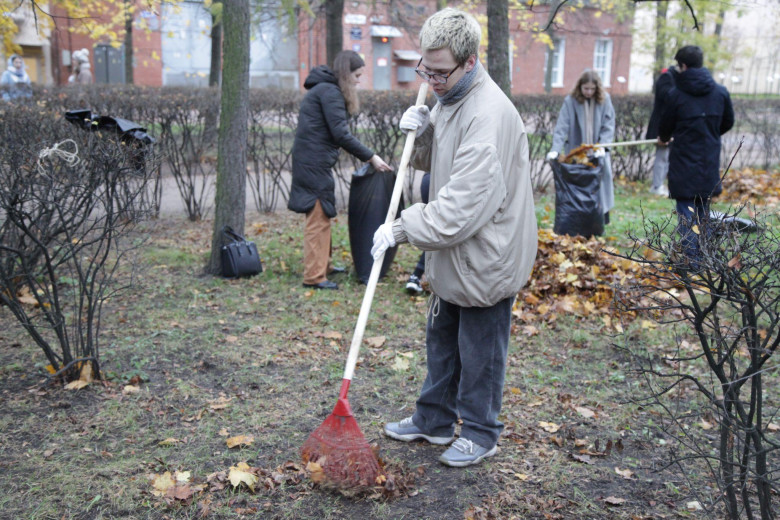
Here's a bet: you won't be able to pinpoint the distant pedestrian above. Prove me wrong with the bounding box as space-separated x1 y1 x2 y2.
288 50 392 290
658 45 734 269
548 69 615 225
72 49 93 85
645 65 679 197
1 54 32 102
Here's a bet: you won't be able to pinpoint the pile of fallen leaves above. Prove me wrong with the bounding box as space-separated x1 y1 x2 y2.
515 229 658 331
560 144 599 166
720 167 780 206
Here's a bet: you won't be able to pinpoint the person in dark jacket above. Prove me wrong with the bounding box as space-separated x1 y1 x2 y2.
645 66 679 196
659 45 734 269
288 50 392 290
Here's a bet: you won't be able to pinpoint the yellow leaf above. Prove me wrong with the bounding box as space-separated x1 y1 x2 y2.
364 336 386 348
691 225 700 235
151 471 176 496
226 435 254 448
767 423 780 432
575 406 595 418
538 421 560 433
123 384 140 395
522 325 539 336
228 462 257 491
209 396 232 410
306 461 325 483
614 467 634 479
174 470 191 483
514 473 529 481
640 320 656 329
45 364 56 374
392 355 410 372
218 428 230 437
79 363 94 383
158 438 181 447
65 380 89 390
323 331 342 339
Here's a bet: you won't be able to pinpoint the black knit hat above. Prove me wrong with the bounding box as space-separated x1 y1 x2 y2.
347 51 365 72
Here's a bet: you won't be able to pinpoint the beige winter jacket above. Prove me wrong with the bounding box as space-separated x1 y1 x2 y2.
393 66 537 307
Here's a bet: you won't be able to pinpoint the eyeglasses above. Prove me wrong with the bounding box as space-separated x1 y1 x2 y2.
414 58 461 84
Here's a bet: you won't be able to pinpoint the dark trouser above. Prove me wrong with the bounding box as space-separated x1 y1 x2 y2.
412 172 431 278
676 197 710 268
412 295 513 449
413 253 425 278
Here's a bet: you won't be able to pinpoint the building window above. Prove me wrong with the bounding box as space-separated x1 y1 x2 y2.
593 39 612 87
543 38 565 88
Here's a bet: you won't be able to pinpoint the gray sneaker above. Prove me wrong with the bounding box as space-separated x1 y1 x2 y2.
384 417 454 445
438 437 497 467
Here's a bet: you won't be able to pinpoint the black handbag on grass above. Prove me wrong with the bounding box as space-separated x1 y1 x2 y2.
220 226 263 278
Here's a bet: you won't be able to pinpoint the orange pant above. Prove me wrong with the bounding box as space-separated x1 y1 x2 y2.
303 200 334 284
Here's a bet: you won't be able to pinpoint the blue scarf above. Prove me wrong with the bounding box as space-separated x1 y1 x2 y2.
435 60 481 106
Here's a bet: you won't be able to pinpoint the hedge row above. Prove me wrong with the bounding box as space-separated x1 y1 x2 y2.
19 85 780 217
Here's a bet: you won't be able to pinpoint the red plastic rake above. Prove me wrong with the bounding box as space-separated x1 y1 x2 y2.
301 82 429 488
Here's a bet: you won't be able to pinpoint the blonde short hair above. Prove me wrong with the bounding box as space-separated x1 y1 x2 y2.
419 8 481 65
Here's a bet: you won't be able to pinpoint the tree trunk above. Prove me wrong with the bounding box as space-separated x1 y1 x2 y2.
542 0 562 94
326 0 344 67
207 0 251 275
653 1 669 81
487 0 510 96
124 0 134 84
209 13 223 87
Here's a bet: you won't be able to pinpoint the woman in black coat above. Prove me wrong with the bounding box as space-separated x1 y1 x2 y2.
288 50 392 290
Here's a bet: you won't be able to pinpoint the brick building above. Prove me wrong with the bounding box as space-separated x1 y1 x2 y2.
13 1 632 95
299 3 633 95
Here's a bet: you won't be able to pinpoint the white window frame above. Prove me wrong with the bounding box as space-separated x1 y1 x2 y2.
543 38 565 88
593 39 613 87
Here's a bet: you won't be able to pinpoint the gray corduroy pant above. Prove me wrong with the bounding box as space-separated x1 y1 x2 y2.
411 295 514 449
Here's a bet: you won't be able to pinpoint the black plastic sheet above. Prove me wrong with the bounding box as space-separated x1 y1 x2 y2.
65 109 155 145
551 159 604 238
348 165 401 284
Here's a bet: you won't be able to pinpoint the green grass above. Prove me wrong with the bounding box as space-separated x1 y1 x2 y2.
0 181 776 519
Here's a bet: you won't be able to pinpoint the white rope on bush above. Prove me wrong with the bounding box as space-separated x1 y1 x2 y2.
37 139 80 175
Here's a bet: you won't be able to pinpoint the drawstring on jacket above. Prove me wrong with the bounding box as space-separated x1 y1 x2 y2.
427 293 440 327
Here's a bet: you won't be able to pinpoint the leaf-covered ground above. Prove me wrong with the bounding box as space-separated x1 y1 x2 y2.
4 172 778 519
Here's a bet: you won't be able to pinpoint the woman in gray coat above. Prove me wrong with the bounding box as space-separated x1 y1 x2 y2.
548 69 615 223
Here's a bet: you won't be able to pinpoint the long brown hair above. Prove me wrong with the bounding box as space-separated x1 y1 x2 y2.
333 50 364 115
571 69 605 104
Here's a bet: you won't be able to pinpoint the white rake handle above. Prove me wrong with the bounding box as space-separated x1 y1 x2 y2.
342 82 429 382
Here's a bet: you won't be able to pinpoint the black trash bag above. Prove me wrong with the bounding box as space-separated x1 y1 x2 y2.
348 165 402 284
709 210 760 234
64 109 155 145
551 159 604 238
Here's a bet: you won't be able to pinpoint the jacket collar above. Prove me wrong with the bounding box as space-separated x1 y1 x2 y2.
436 65 488 123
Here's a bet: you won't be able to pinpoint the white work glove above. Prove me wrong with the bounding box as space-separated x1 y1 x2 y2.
546 151 559 161
371 222 396 261
593 147 606 158
399 105 431 136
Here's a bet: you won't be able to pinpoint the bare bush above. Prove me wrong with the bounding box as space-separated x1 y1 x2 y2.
155 88 220 221
613 195 779 518
246 88 300 212
0 106 159 383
